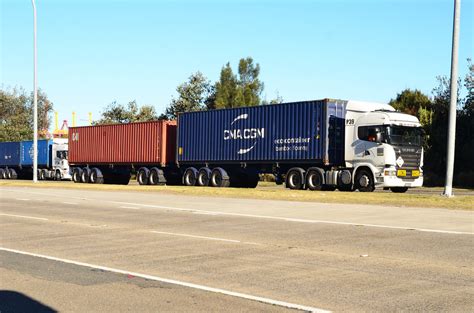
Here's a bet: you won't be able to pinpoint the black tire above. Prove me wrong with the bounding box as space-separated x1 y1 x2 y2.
55 170 62 181
72 168 82 183
210 167 230 188
39 169 46 180
149 167 166 185
355 169 375 192
0 169 5 179
89 168 104 184
137 168 149 185
183 167 198 186
286 168 305 190
7 168 17 179
391 187 408 193
81 167 91 183
197 168 211 186
306 168 324 191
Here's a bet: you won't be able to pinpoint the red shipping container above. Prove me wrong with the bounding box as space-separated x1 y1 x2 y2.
68 121 177 165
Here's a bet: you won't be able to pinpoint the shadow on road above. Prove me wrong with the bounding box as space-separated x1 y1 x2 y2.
0 290 57 313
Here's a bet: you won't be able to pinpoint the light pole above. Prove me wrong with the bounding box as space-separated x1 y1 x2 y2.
443 0 461 197
32 0 38 183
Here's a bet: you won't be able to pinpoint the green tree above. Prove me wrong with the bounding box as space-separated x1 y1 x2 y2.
213 63 239 109
94 100 158 125
213 57 264 109
165 72 213 119
238 57 264 106
455 59 474 187
0 88 53 141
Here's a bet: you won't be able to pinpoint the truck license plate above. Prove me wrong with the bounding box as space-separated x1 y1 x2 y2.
412 170 420 177
397 170 406 177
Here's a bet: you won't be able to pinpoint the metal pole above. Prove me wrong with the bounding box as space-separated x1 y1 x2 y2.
32 0 38 183
443 0 461 197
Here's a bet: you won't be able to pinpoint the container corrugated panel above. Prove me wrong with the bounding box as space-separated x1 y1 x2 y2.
177 99 346 165
21 140 52 167
0 142 21 167
68 121 177 165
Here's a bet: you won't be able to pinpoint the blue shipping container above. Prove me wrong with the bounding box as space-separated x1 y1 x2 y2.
177 99 346 165
0 142 21 167
21 140 52 167
0 140 51 167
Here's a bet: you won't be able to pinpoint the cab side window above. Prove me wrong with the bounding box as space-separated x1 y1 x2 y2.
358 126 378 142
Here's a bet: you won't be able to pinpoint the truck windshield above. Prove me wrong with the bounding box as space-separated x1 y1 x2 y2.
387 126 423 146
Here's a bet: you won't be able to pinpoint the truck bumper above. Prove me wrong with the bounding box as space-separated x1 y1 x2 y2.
379 175 423 188
61 169 72 180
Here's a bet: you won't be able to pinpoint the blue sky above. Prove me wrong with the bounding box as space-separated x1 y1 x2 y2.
1 0 473 127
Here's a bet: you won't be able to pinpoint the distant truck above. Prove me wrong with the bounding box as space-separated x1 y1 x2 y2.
69 99 424 192
0 138 71 180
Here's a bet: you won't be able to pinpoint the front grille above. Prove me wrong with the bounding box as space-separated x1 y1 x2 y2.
394 146 422 169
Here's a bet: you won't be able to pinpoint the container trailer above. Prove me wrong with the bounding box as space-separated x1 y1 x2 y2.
68 120 178 184
0 138 71 180
69 99 424 192
177 99 424 192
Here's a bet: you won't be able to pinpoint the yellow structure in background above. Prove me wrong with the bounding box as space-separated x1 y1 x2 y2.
52 111 92 138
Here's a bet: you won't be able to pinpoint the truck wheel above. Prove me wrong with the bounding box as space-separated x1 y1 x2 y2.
0 169 5 179
286 168 305 190
72 168 82 183
391 187 408 193
197 168 212 186
149 167 166 185
355 169 375 192
55 170 62 181
183 167 198 186
89 168 104 184
8 168 17 179
306 168 324 191
81 167 91 183
210 167 230 188
137 168 150 185
39 169 46 180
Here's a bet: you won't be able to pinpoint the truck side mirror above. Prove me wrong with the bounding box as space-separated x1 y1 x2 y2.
376 132 383 144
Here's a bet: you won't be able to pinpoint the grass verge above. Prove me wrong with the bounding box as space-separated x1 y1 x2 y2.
0 180 472 210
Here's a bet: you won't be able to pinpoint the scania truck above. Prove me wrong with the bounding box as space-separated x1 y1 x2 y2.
177 99 424 193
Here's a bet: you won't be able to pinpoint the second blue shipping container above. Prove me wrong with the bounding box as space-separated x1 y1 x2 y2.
177 99 346 165
0 139 51 167
21 140 52 167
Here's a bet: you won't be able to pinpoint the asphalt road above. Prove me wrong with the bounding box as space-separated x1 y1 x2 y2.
0 186 473 312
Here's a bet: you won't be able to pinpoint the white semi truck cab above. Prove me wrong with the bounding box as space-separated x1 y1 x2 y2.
344 101 424 193
37 138 72 181
51 138 72 180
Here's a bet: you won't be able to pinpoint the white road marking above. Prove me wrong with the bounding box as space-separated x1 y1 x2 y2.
0 213 49 221
15 198 30 201
111 201 474 236
151 231 241 243
62 202 78 205
193 211 219 216
119 206 141 210
0 247 330 313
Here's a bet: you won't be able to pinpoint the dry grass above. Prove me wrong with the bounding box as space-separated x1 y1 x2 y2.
0 180 472 210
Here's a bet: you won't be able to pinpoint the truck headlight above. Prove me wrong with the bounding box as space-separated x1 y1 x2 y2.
384 170 397 176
